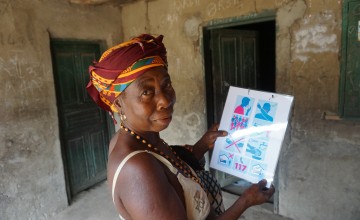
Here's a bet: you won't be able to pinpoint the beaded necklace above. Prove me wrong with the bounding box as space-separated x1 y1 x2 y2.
120 124 205 191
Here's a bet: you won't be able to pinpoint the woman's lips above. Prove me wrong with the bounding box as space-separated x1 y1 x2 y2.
154 115 172 124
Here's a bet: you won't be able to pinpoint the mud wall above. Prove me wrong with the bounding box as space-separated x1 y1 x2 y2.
120 1 360 219
0 1 122 219
1 0 360 219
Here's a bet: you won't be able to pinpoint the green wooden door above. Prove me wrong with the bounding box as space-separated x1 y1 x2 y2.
341 0 360 117
210 29 259 186
51 41 110 198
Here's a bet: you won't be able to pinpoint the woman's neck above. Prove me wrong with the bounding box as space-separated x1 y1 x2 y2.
120 121 161 144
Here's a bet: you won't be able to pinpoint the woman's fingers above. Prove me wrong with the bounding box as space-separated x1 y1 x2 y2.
257 179 275 200
258 179 267 189
209 130 228 140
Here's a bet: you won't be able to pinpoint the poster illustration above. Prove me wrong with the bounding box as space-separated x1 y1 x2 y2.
210 86 294 187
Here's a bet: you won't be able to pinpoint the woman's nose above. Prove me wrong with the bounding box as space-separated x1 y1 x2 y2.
156 90 174 110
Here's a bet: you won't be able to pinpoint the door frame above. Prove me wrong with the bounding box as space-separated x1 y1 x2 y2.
50 38 115 203
202 11 276 128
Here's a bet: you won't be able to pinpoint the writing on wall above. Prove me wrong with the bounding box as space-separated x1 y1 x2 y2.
159 0 201 29
159 13 179 29
173 0 200 13
1 54 48 120
0 0 12 16
0 32 25 47
207 0 244 17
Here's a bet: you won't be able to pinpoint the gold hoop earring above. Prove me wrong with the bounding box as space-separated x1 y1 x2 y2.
120 112 127 121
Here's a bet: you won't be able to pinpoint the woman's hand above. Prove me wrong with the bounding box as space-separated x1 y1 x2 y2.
242 179 275 208
192 123 228 160
215 179 275 219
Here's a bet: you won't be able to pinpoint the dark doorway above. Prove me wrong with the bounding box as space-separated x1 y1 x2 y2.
203 20 276 193
50 40 113 202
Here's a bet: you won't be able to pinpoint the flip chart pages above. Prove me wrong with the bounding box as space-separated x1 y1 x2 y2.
210 86 294 188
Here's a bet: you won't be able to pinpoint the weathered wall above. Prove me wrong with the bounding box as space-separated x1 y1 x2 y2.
121 0 360 220
0 1 122 219
1 0 360 219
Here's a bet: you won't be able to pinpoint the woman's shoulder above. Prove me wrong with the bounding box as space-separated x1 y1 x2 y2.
107 139 169 195
108 138 165 180
120 151 164 176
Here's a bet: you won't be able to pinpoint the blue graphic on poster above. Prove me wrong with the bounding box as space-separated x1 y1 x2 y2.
233 96 255 116
248 160 267 180
230 114 249 131
217 150 234 168
253 100 278 126
245 138 268 161
224 135 245 154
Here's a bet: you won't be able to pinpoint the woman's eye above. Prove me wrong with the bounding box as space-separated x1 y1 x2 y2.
142 89 154 96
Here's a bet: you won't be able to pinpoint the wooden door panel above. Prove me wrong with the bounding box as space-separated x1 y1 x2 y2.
211 30 258 123
51 40 110 198
221 36 238 89
56 54 78 104
67 136 89 193
343 1 360 117
80 52 97 103
63 107 104 131
89 131 108 176
242 37 257 88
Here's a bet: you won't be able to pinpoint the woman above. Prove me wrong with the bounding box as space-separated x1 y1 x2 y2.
87 34 275 220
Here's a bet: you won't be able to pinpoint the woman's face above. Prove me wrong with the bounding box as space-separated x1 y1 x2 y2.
118 66 176 134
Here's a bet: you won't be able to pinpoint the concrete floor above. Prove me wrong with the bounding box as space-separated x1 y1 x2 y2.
51 181 291 220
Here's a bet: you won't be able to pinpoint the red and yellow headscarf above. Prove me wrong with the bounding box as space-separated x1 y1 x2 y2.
86 34 167 113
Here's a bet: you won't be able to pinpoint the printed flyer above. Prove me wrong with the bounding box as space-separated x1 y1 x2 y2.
210 86 294 187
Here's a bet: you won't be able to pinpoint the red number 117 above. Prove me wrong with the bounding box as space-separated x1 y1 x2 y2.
235 163 247 171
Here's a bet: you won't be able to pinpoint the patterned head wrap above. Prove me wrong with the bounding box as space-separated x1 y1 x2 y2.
86 34 167 113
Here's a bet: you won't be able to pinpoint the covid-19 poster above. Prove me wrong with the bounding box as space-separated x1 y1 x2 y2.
210 86 294 188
